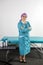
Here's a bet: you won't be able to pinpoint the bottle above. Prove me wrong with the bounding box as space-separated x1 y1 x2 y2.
0 41 3 47
5 40 7 47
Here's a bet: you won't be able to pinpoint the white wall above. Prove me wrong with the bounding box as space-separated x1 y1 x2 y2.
0 0 43 39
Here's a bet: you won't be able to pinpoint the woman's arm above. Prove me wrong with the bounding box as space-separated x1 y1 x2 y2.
18 22 28 32
18 22 32 33
27 22 32 31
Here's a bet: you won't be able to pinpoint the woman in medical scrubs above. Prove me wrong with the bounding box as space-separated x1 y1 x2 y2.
18 13 32 63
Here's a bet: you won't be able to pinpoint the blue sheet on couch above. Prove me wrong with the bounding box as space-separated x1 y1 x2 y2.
1 36 43 44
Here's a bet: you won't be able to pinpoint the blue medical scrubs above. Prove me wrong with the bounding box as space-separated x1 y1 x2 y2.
18 20 31 55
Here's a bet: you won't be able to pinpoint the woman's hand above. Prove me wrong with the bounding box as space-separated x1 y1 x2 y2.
21 26 24 29
28 27 32 30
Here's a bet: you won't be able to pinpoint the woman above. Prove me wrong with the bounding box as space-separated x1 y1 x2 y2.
18 13 32 63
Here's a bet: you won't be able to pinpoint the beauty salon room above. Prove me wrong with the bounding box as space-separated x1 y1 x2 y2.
0 0 43 65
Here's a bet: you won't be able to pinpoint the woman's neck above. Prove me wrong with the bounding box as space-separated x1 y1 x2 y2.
22 20 26 23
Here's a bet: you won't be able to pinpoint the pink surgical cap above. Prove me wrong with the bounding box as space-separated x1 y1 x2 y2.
21 13 27 18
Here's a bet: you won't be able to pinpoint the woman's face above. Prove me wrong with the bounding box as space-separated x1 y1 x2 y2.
21 16 27 22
